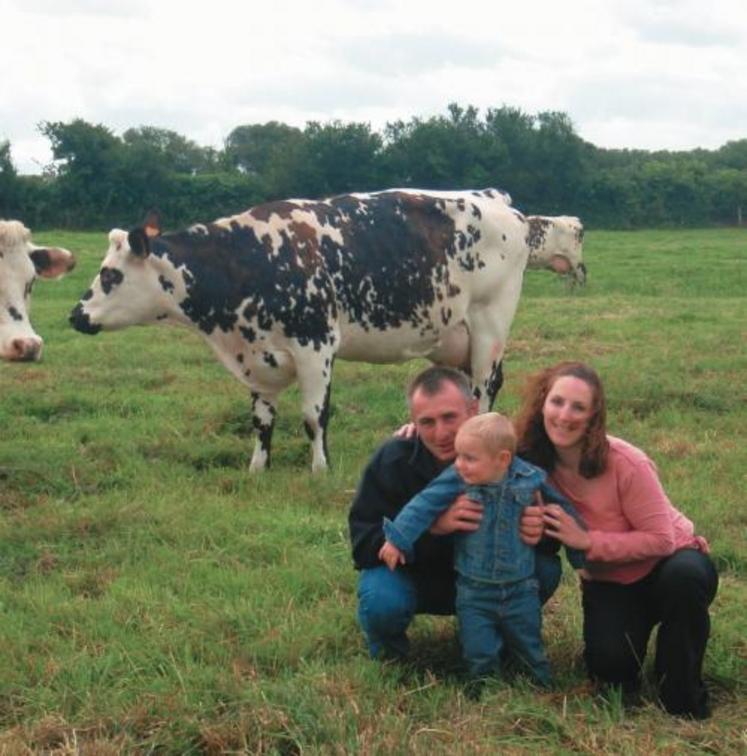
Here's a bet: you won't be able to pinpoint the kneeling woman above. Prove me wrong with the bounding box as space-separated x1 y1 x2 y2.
515 361 718 719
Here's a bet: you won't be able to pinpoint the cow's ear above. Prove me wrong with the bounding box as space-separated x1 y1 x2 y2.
143 209 162 239
127 228 151 258
30 248 76 278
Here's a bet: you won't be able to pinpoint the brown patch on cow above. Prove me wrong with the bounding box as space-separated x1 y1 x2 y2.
249 201 300 222
403 199 454 266
288 220 322 270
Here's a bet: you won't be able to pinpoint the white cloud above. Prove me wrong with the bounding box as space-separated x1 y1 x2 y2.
1 0 746 174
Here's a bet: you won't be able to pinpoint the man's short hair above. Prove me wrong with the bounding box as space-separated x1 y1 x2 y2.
457 412 517 455
406 365 473 406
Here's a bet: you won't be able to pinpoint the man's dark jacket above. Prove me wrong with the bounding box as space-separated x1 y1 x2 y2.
349 435 455 578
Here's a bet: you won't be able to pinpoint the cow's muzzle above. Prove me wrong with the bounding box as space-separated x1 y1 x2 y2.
4 337 43 362
69 304 102 335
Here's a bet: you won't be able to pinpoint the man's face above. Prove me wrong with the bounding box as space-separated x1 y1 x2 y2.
410 381 478 463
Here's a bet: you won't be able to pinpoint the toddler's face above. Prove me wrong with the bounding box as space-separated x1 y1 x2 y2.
454 431 511 485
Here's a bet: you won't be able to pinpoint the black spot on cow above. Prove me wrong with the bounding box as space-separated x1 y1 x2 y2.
159 275 175 293
8 306 23 321
239 325 257 343
236 353 244 363
148 220 337 349
156 313 169 321
485 360 504 409
317 192 459 334
263 351 278 368
99 267 124 294
526 217 551 251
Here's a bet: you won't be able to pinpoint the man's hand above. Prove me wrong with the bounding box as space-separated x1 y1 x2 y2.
520 492 546 546
378 541 406 570
430 495 483 535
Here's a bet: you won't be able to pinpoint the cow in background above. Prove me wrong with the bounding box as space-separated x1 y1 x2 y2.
525 215 586 285
70 189 583 471
0 220 75 361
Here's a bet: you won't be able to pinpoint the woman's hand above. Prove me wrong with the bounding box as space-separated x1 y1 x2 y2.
519 492 546 545
543 504 592 551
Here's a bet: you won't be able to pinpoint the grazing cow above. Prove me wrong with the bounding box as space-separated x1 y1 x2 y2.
525 215 586 285
0 220 75 361
70 189 582 471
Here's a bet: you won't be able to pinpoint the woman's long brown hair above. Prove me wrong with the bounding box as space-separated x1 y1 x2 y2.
514 361 609 478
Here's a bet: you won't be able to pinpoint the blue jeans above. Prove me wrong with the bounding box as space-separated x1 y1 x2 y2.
357 551 560 659
456 575 549 684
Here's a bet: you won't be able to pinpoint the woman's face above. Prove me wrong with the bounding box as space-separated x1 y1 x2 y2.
542 375 595 452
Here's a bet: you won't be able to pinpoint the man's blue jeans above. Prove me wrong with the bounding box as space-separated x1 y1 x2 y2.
357 551 561 659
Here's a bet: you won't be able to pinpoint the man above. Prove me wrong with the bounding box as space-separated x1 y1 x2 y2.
348 365 556 659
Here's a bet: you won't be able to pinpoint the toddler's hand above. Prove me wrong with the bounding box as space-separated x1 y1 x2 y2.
378 541 406 571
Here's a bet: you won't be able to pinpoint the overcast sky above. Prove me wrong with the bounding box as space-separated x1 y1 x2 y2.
2 0 746 175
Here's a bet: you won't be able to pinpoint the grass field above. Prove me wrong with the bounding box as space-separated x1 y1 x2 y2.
1 227 745 754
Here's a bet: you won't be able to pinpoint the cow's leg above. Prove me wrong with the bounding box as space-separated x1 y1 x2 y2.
469 334 506 412
249 391 278 472
467 303 515 412
484 359 504 410
294 351 335 473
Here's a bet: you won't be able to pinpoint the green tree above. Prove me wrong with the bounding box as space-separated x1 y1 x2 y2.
382 103 503 189
271 120 383 198
224 122 303 179
40 119 125 226
123 126 220 175
0 140 20 217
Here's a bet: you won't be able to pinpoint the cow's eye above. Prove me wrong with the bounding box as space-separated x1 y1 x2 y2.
99 266 124 293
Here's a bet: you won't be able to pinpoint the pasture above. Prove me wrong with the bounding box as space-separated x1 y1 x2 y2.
1 227 745 754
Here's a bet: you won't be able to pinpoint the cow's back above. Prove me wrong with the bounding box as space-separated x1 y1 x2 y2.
317 190 528 362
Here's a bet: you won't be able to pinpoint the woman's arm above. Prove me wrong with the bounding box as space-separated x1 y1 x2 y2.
560 454 677 563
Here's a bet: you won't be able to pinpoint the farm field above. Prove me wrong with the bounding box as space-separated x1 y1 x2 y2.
1 227 745 754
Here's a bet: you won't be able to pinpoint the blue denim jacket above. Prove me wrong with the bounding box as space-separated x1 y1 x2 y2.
383 456 585 584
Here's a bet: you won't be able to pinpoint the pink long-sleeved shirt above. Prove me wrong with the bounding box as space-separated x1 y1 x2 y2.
549 436 707 584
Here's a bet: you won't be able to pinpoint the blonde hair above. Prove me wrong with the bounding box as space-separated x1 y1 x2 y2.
456 412 517 456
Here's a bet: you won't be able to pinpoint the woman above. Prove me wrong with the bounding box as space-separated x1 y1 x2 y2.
514 361 718 719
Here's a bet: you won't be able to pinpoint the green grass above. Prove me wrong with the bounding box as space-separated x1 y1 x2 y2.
1 227 745 753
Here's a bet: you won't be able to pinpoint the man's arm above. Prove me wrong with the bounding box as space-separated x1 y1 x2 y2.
349 449 400 569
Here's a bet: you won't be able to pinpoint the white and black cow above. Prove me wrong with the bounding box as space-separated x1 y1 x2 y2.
525 215 586 285
70 189 584 471
0 220 75 361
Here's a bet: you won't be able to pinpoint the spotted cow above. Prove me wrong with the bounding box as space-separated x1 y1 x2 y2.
525 215 586 285
70 189 583 471
0 220 75 361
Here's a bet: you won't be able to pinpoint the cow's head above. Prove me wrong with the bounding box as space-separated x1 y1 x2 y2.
70 211 171 335
526 215 587 286
0 220 75 362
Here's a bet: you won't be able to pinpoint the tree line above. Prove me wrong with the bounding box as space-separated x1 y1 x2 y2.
1 103 745 230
